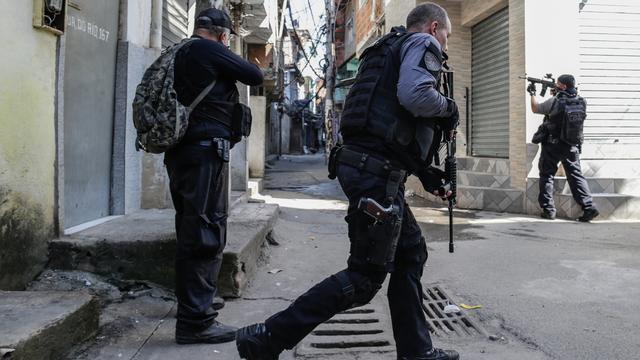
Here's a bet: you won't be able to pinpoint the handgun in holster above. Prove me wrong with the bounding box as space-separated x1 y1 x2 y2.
357 197 402 266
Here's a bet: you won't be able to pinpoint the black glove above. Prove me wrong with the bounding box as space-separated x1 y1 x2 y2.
416 167 446 194
527 83 537 96
439 98 459 132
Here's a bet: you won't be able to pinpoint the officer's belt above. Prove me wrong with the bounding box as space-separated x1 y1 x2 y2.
194 138 228 147
338 146 407 204
338 146 405 178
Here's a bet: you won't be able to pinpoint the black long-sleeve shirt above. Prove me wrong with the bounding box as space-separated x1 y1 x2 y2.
174 35 263 141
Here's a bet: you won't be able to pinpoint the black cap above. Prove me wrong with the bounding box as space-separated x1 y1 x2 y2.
195 8 237 35
558 74 576 89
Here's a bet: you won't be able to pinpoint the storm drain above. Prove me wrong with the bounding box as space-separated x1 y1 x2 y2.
295 301 395 358
422 286 487 338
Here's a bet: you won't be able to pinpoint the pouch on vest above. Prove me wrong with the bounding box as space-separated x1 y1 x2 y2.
560 99 586 146
231 103 252 144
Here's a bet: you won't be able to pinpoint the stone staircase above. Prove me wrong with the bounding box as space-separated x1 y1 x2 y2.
456 157 526 214
0 193 278 359
525 176 640 220
451 156 640 220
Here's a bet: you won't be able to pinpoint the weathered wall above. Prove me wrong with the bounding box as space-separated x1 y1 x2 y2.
384 0 416 32
0 1 58 289
248 96 268 178
116 0 168 210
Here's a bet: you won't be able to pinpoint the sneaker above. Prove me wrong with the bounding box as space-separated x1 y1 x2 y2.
236 323 281 360
175 320 237 345
540 209 556 220
212 296 225 311
399 348 460 360
578 207 599 222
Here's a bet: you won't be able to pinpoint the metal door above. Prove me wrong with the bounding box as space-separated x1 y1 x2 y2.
63 0 119 228
471 7 510 158
579 0 640 141
163 0 190 48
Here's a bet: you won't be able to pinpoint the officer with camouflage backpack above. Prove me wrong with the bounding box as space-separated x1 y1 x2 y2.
133 8 263 345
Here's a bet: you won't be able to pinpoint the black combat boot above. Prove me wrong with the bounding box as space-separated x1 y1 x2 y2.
175 320 237 345
236 323 282 360
540 209 556 220
212 296 225 310
578 207 599 222
399 348 460 360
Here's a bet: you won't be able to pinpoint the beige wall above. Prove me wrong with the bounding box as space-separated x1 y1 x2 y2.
248 96 267 178
461 0 508 26
508 0 526 190
0 1 58 289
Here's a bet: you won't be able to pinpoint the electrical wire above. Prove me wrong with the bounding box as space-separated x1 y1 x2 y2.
287 2 325 81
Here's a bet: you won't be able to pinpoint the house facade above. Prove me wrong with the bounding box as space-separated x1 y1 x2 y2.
0 0 275 290
358 0 640 219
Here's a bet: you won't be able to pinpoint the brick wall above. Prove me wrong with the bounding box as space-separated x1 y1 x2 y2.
355 0 385 54
417 0 472 156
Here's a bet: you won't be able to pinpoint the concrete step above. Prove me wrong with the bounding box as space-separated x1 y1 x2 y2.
456 185 525 214
230 190 248 207
457 157 510 176
457 171 511 189
48 202 279 298
0 291 99 360
534 177 640 197
525 177 640 219
525 192 638 220
248 178 264 198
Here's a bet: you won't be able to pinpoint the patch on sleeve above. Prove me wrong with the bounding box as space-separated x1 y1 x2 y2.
423 50 442 72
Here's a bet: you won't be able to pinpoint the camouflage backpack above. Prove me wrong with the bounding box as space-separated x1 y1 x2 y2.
132 38 216 153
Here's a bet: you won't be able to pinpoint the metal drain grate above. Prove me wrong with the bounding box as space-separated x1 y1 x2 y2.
422 286 487 338
295 301 395 358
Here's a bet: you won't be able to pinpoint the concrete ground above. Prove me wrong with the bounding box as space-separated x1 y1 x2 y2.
63 153 640 359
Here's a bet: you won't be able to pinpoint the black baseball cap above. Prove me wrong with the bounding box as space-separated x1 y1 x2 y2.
196 8 237 35
558 74 576 88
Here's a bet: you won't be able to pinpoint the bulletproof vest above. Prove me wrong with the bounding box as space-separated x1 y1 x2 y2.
340 27 444 164
549 91 586 145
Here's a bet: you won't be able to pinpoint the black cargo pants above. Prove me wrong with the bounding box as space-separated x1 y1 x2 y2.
265 161 433 358
165 143 228 330
538 142 594 212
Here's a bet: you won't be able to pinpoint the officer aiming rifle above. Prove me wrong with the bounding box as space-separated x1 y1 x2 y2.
520 73 557 97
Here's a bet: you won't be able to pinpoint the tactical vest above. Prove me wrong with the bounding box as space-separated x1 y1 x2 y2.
340 27 444 165
548 91 586 146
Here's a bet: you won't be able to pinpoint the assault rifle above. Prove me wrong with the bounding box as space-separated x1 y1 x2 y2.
440 58 457 254
519 73 557 96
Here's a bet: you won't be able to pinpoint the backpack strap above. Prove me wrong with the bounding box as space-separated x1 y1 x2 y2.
188 78 217 112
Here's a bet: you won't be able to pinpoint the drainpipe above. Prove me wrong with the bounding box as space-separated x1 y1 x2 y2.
150 0 163 49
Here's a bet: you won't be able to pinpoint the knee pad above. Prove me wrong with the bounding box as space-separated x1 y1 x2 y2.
333 270 385 310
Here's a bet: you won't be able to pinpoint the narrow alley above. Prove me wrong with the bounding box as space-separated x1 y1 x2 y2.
36 154 640 360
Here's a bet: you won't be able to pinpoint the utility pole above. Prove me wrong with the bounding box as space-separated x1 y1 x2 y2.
276 0 288 159
323 0 336 154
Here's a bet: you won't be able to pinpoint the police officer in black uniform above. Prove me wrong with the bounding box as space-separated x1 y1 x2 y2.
530 74 599 222
165 8 263 345
236 3 459 360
